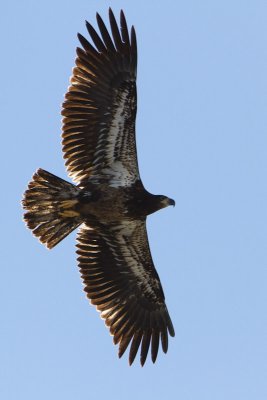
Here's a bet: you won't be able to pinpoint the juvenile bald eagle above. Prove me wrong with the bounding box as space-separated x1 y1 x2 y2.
22 9 175 366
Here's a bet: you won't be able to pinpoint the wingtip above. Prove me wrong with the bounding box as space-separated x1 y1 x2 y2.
95 12 101 22
108 7 114 18
168 321 175 337
131 25 136 39
85 19 95 35
161 330 169 354
85 20 92 31
140 351 148 367
77 32 83 41
120 9 125 20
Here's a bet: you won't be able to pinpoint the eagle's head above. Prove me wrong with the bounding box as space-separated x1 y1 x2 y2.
133 191 175 216
158 195 175 209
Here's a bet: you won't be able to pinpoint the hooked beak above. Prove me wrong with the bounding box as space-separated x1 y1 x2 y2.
161 197 175 208
168 198 175 207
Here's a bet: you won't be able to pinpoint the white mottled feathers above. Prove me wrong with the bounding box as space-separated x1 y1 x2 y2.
77 220 175 366
62 9 139 187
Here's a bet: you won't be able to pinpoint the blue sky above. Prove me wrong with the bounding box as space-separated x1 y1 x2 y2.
1 0 267 399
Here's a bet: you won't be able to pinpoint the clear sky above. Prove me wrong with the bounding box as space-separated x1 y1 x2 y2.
1 1 267 399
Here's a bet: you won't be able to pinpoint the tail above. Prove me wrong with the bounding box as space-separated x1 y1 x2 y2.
22 168 82 249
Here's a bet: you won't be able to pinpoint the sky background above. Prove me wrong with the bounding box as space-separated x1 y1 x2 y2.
1 0 267 399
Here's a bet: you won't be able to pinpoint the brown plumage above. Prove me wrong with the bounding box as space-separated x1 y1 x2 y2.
22 8 175 366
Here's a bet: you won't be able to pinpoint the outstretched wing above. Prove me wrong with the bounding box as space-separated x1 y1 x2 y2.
77 220 175 366
62 9 138 187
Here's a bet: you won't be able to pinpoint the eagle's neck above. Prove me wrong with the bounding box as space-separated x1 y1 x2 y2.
127 181 174 217
141 192 169 216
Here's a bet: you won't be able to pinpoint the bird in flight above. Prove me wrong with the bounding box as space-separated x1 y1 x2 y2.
22 8 175 366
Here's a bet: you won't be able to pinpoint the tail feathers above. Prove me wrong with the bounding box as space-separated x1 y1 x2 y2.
22 168 82 249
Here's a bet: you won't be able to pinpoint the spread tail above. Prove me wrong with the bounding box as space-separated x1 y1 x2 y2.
22 168 82 249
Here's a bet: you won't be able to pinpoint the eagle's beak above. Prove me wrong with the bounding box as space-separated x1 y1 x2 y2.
168 198 175 207
161 197 175 208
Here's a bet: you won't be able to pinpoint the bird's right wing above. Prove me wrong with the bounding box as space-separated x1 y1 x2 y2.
77 220 175 366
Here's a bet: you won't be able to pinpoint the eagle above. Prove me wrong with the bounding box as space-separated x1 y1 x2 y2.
22 8 175 366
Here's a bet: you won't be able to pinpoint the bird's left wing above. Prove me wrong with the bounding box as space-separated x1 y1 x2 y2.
62 9 139 187
77 220 175 366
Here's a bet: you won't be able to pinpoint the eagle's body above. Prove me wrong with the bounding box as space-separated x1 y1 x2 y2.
22 9 175 366
72 181 173 221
